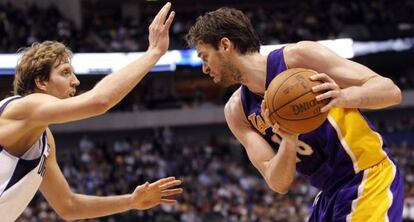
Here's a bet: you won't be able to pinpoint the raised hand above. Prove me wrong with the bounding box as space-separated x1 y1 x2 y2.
311 73 346 112
130 177 183 210
147 2 175 56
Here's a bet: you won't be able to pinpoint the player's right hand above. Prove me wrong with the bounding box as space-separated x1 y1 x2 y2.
147 2 175 56
311 73 345 112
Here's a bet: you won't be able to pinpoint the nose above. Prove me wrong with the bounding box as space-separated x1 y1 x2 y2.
202 63 210 75
71 73 80 87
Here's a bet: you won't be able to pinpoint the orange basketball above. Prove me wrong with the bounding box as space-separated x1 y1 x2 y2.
265 68 329 134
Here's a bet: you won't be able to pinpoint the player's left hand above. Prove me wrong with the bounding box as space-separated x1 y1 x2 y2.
311 73 346 112
147 2 175 56
261 94 299 142
130 177 183 210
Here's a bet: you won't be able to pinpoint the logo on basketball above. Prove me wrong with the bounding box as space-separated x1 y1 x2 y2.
291 98 324 115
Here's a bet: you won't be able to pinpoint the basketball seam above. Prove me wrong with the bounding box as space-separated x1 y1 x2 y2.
274 91 325 121
270 70 305 111
269 89 313 117
276 112 325 121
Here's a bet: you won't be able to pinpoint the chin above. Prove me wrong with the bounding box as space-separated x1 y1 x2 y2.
61 94 71 99
217 81 236 88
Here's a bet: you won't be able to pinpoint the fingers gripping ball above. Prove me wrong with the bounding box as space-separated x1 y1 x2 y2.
265 68 329 134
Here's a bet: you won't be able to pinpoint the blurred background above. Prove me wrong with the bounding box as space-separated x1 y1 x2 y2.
0 0 414 221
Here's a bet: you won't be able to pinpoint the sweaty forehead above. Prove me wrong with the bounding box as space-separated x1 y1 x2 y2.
196 43 214 57
54 61 72 72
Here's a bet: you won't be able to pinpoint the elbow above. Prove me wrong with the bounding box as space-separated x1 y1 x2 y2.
55 205 77 221
90 94 112 115
264 168 292 194
57 211 77 222
54 195 78 221
386 78 402 105
392 85 402 105
268 183 290 195
95 98 112 114
266 176 291 194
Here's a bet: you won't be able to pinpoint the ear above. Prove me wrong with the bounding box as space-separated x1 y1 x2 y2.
34 76 48 92
219 37 233 52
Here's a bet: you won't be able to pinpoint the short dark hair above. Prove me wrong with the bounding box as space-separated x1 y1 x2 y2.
186 7 260 54
13 41 72 96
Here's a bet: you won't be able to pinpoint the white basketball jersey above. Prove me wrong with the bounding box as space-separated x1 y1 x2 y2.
0 96 50 222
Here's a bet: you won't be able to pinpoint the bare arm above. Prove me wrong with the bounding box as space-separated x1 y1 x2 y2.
224 89 298 194
10 3 175 125
40 129 182 221
285 41 401 111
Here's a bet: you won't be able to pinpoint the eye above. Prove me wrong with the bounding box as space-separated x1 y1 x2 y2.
63 70 69 75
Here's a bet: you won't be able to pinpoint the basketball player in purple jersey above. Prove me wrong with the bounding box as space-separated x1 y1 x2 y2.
186 7 403 221
0 3 182 221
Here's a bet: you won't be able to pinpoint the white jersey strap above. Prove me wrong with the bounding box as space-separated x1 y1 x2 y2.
0 95 22 115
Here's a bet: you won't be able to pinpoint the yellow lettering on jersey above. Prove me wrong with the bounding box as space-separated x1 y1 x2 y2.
248 113 258 130
256 115 269 135
249 113 314 162
248 113 271 135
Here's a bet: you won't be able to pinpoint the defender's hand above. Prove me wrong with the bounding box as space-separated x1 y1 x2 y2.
311 73 346 112
130 177 183 210
147 2 175 56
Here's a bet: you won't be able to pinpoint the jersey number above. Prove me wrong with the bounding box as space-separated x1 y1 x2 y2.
248 113 314 162
271 134 314 162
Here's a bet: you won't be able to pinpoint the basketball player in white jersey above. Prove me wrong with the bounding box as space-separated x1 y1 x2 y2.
0 3 183 221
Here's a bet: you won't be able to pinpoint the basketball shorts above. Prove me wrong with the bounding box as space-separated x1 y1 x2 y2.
308 157 403 222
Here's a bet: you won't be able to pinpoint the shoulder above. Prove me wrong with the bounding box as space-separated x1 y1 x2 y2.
224 88 250 127
2 93 57 120
284 41 327 67
224 88 242 117
18 93 58 106
284 41 321 55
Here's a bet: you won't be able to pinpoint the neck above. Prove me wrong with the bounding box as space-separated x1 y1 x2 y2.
235 52 267 95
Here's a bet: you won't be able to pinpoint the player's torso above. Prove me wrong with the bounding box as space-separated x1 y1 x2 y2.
240 48 390 191
0 96 50 221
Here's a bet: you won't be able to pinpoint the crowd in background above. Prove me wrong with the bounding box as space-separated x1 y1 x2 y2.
0 1 413 53
1 0 414 112
15 125 414 222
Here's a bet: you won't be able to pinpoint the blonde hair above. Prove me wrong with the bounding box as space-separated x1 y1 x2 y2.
13 41 72 96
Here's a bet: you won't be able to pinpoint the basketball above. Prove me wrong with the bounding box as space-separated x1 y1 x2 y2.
265 68 329 134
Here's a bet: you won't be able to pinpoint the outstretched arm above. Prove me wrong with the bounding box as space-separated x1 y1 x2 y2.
83 2 176 113
40 129 183 221
10 3 175 126
285 41 401 111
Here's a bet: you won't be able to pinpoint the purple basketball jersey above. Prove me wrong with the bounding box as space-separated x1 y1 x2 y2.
240 48 391 191
239 48 403 221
